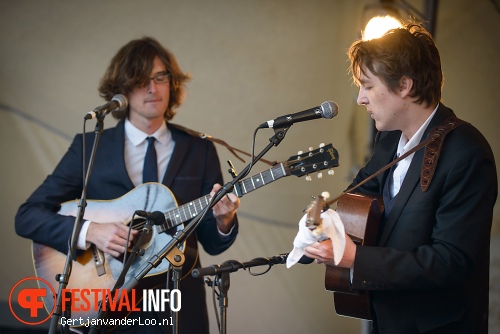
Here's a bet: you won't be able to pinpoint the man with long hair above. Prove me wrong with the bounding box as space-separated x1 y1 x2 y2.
16 37 240 333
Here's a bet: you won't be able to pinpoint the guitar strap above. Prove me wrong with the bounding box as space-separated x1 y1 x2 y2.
327 115 465 206
420 115 465 191
170 123 274 166
173 115 465 197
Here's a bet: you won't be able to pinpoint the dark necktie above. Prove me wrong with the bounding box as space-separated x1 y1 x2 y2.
143 136 158 183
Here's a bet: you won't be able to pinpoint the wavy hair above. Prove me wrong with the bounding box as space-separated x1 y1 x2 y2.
348 21 442 108
98 37 190 120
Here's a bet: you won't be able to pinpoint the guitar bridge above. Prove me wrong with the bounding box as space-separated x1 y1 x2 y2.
92 245 106 276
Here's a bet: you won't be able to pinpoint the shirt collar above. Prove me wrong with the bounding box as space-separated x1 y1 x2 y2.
124 118 170 146
397 103 439 156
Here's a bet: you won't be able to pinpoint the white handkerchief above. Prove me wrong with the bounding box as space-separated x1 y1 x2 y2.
286 209 345 268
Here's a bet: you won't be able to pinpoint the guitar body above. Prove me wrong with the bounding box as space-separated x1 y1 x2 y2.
31 144 340 326
324 193 383 320
33 183 187 324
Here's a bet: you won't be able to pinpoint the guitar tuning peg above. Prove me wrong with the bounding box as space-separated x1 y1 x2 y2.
305 175 312 182
297 150 303 157
319 143 325 148
321 191 331 199
309 147 313 151
328 169 335 176
317 172 323 179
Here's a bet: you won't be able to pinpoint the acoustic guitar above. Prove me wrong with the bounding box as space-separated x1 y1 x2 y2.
33 143 339 325
306 192 383 320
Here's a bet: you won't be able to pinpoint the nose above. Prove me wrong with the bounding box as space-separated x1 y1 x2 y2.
357 88 367 106
147 79 158 93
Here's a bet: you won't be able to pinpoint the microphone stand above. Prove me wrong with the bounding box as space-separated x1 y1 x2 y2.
88 215 161 334
191 253 289 334
48 117 106 334
109 126 290 332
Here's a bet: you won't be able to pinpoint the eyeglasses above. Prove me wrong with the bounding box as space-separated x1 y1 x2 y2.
149 72 171 85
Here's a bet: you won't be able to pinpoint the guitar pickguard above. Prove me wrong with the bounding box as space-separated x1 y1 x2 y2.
31 144 340 326
33 183 185 325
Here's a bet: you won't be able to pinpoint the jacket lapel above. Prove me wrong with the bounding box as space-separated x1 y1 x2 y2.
378 151 422 245
162 123 190 188
109 120 135 190
378 104 454 245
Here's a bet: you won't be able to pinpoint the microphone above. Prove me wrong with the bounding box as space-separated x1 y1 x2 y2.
84 94 128 120
134 210 166 225
191 254 289 278
259 100 339 129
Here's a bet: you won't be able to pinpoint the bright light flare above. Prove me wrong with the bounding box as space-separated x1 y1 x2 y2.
363 15 403 41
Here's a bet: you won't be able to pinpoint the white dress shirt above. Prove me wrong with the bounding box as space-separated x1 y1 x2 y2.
124 118 174 186
77 119 175 249
390 105 438 197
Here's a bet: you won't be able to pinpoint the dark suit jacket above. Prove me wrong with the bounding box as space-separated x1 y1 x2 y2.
348 104 497 333
16 121 239 334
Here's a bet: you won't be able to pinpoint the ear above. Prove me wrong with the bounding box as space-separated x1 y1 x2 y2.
399 76 413 98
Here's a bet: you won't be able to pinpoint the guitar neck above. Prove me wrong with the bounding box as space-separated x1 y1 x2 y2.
161 163 288 230
233 162 288 197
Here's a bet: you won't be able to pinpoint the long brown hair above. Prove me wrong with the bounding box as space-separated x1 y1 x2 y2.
98 37 190 120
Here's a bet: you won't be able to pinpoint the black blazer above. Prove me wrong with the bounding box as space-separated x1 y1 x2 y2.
349 104 497 333
16 121 238 333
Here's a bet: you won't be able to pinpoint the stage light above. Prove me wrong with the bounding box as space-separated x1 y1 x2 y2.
360 0 439 40
363 15 403 41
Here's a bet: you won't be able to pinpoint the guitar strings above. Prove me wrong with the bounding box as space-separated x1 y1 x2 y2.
121 147 332 262
126 150 329 234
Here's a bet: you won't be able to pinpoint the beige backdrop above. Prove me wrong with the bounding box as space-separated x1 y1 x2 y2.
1 1 499 333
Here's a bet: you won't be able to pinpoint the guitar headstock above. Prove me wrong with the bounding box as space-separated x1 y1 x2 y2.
285 143 339 179
305 192 330 236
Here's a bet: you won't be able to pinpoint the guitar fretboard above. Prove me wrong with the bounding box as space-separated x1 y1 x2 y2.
234 163 287 197
160 163 288 230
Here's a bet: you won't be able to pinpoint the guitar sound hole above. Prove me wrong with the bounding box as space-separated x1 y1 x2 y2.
127 218 153 252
